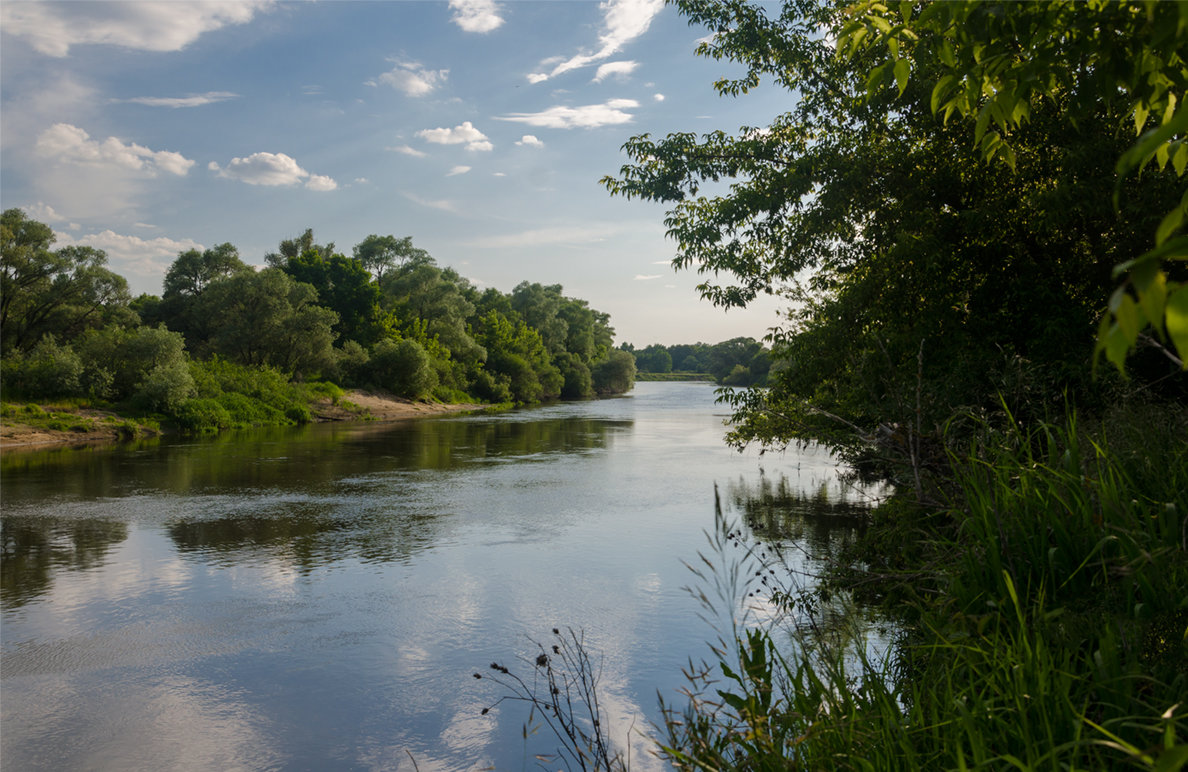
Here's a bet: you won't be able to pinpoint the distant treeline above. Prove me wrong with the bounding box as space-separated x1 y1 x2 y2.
0 209 635 432
620 338 771 387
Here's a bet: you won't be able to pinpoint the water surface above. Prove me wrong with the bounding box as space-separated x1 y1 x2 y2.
1 382 872 770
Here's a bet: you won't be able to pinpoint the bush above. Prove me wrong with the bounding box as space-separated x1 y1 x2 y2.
173 398 233 433
4 338 85 398
366 338 438 398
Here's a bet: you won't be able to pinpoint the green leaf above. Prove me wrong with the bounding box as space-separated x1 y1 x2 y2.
1156 204 1186 246
1105 321 1131 372
931 75 956 114
1134 101 1150 133
1116 293 1141 343
1138 271 1169 333
1118 104 1188 177
1174 143 1188 176
1167 284 1188 368
894 58 910 97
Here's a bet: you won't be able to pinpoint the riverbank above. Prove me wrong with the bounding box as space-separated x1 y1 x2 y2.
0 390 485 451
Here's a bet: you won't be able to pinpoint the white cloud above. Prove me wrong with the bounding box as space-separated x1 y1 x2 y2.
305 174 338 191
416 121 493 151
449 0 504 33
402 192 458 213
389 144 427 158
593 61 638 82
497 99 639 129
211 151 336 190
634 274 662 280
21 202 69 224
0 1 273 58
122 91 239 108
653 93 665 101
526 73 550 85
35 123 195 176
530 0 664 82
461 225 614 248
53 229 204 280
371 60 448 97
492 172 507 177
516 135 544 147
447 165 471 176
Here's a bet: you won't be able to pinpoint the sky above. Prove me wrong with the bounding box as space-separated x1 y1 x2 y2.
0 0 794 346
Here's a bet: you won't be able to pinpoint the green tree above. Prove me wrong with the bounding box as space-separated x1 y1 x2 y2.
365 338 438 398
838 0 1188 369
634 344 673 373
159 244 250 348
198 268 338 377
1 209 132 352
602 0 1181 453
354 234 430 281
591 349 636 395
282 246 386 346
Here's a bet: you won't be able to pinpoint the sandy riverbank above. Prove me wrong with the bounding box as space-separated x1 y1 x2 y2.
0 390 486 451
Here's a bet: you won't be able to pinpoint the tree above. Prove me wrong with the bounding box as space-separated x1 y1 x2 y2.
282 247 386 346
838 0 1188 369
634 344 673 373
353 234 430 281
1 209 132 352
198 268 338 377
160 244 250 348
602 0 1180 453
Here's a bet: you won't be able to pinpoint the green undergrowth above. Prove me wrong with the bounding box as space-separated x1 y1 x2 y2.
171 358 332 433
659 403 1188 770
1 401 158 439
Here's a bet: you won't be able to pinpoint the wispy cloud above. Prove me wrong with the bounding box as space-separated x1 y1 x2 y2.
498 99 638 129
593 61 638 82
447 165 471 176
389 144 427 158
403 192 458 213
209 152 336 190
36 123 194 176
528 0 664 82
634 274 662 280
369 60 448 97
121 91 239 108
449 0 504 33
0 1 273 57
461 225 614 248
417 121 492 151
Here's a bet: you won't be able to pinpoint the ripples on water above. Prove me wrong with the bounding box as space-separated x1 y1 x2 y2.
1 382 881 770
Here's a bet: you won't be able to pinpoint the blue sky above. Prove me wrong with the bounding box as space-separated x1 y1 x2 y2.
1 0 791 345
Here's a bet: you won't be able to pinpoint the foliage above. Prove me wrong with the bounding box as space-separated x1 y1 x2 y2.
280 234 387 346
181 357 317 432
590 349 636 395
839 0 1188 370
603 0 1184 456
158 243 250 347
198 268 339 377
1 208 134 353
624 338 771 385
364 338 438 399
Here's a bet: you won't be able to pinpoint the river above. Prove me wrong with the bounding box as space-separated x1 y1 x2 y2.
1 381 876 770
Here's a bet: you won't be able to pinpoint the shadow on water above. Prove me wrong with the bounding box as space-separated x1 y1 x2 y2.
0 517 128 609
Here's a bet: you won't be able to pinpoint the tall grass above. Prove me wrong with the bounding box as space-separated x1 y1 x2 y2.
659 406 1187 770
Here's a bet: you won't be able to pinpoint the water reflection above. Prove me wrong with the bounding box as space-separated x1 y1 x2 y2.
1 516 128 609
1 384 877 771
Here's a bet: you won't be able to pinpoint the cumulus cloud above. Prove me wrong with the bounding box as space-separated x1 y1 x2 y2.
35 123 195 176
449 0 504 33
389 144 427 158
0 1 273 57
497 99 639 129
121 91 239 108
53 229 204 279
653 93 665 101
447 165 472 176
516 135 544 147
210 151 336 190
593 61 638 82
370 60 448 97
21 202 70 224
416 121 493 151
528 0 664 82
305 174 338 191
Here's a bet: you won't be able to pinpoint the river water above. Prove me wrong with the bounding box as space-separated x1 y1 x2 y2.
1 382 875 770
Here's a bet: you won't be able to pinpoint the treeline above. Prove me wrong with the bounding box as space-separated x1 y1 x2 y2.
0 209 635 432
620 338 771 386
